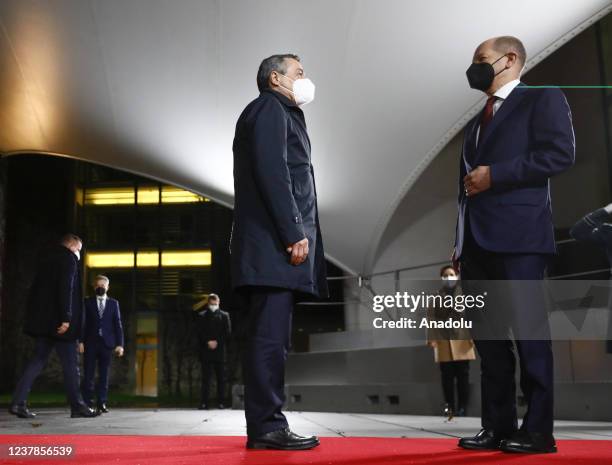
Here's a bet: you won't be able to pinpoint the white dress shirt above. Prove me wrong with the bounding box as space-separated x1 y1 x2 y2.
97 295 107 315
475 78 521 145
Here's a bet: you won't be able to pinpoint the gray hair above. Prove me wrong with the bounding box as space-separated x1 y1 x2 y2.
256 54 300 92
208 293 220 302
94 275 110 285
61 233 82 246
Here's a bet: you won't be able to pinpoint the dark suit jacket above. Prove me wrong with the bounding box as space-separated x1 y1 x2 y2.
24 245 84 341
83 296 124 349
231 89 328 298
195 308 231 362
455 85 575 257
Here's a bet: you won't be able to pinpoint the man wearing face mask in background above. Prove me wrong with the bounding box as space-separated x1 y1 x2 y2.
426 266 475 419
231 54 328 450
9 234 97 419
195 293 231 410
453 36 575 454
80 275 124 414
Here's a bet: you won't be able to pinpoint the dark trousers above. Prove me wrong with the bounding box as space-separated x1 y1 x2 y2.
81 336 113 406
240 286 293 438
461 222 554 434
200 357 225 404
439 360 470 411
12 337 84 409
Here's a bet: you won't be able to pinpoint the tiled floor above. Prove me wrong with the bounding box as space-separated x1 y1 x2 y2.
2 408 612 440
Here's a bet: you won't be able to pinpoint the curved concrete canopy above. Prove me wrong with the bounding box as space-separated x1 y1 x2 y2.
1 0 611 275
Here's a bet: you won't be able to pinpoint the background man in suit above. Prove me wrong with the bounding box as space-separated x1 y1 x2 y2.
231 54 328 450
454 36 575 454
9 234 97 419
80 275 124 414
195 293 231 410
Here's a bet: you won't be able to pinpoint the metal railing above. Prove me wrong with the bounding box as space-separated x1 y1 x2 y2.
297 235 612 310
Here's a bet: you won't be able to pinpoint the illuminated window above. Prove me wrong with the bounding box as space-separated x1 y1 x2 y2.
86 250 211 268
84 188 135 205
87 252 135 268
136 251 160 267
161 186 208 204
137 186 160 204
161 251 212 267
81 186 209 205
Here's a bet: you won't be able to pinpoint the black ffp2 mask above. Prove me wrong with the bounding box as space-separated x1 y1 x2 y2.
95 287 106 296
466 54 508 91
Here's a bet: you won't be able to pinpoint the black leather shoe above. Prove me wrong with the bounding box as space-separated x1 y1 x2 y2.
198 403 208 410
218 403 225 410
8 403 36 419
500 430 557 454
71 404 98 418
247 428 320 450
458 429 512 450
97 403 109 414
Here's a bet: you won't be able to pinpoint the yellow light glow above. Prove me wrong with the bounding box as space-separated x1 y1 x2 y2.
86 250 211 268
161 251 212 267
83 186 209 205
87 252 135 268
85 188 135 205
137 187 160 204
75 187 84 206
162 187 206 203
136 251 160 267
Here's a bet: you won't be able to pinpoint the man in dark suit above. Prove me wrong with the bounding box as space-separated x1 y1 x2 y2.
454 36 575 454
231 54 328 450
195 293 231 410
9 234 97 419
80 274 124 414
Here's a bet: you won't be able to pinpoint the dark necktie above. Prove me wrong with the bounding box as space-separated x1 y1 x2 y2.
478 96 497 145
97 298 105 337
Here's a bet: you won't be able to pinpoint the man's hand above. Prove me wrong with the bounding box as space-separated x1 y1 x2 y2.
57 322 70 335
114 346 124 357
207 340 218 350
78 343 85 354
286 238 309 266
427 341 438 348
464 165 491 196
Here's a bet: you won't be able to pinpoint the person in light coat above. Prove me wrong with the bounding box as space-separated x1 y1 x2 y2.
427 265 476 418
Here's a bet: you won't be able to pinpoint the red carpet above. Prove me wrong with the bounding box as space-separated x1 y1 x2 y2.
1 435 611 465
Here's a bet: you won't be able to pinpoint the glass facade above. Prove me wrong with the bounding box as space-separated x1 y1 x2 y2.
75 163 230 398
72 162 345 399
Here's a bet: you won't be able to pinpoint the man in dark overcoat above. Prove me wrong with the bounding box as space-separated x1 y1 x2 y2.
231 53 328 450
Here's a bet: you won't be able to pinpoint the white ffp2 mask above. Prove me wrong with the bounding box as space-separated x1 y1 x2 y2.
281 75 316 106
441 275 458 288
